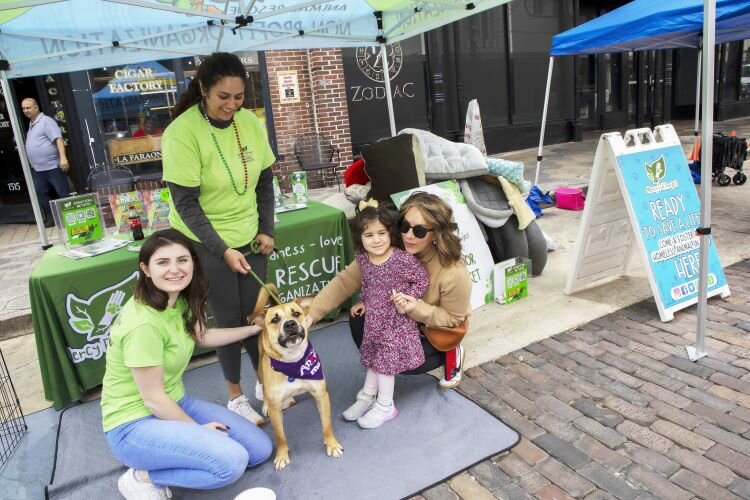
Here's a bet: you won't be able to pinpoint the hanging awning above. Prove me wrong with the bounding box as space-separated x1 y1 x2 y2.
0 0 511 78
551 0 750 56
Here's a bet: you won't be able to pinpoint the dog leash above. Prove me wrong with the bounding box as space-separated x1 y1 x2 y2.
243 242 284 305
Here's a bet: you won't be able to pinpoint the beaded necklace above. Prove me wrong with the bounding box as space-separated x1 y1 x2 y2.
200 102 248 196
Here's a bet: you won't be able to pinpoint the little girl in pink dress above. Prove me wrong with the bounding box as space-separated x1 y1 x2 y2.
343 200 429 429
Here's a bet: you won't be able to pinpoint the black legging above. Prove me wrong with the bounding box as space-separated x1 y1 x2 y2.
194 240 266 382
348 314 443 374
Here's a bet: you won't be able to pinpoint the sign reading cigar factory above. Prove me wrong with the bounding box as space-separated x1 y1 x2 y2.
107 67 174 94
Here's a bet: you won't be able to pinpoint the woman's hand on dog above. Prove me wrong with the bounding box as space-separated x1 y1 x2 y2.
223 248 251 274
203 421 230 435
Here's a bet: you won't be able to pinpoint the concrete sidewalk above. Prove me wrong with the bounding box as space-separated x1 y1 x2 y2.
1 118 750 499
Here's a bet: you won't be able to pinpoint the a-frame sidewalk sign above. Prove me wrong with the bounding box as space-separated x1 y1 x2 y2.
565 124 730 322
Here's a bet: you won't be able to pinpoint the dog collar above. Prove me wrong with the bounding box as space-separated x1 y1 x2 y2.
270 342 324 381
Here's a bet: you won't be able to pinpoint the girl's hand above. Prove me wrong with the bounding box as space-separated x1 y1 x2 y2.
392 291 417 315
350 302 365 316
203 421 230 435
223 248 251 274
255 234 275 255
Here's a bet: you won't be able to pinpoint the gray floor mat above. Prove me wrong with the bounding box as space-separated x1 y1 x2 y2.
44 322 519 499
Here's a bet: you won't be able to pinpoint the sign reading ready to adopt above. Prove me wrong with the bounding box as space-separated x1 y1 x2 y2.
565 125 729 322
616 143 728 313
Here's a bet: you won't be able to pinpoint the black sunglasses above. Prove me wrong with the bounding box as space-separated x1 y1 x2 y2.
399 219 434 239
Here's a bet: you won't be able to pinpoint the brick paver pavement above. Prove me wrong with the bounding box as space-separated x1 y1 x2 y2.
416 259 750 499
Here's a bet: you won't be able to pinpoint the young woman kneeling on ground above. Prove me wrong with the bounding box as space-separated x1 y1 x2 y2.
101 229 272 499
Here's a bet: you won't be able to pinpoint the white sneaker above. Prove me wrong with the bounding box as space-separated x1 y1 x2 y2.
117 468 172 500
234 487 276 500
256 381 296 411
342 390 376 421
227 395 264 425
357 401 398 429
439 344 465 389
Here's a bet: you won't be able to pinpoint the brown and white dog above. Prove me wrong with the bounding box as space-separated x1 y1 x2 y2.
250 286 343 470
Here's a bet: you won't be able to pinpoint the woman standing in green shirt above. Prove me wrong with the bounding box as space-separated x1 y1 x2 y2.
162 52 278 426
102 229 272 499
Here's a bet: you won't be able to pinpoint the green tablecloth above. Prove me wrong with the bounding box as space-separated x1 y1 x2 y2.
30 201 353 409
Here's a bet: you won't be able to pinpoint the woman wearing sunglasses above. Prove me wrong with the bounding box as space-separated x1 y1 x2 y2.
308 192 471 388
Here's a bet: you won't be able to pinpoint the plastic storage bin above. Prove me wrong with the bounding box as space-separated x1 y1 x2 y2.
555 187 585 211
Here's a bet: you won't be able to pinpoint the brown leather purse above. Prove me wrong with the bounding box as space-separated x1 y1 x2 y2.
422 318 469 352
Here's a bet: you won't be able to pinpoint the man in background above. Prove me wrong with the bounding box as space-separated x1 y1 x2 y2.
21 98 70 227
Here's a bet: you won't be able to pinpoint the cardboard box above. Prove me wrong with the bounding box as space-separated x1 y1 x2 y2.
493 257 529 304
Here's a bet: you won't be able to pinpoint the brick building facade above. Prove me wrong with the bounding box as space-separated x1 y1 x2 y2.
265 49 353 190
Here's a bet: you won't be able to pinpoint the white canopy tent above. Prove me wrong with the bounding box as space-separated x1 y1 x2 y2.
535 0 750 360
0 0 511 246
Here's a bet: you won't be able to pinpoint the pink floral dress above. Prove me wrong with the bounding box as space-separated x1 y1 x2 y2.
357 247 429 375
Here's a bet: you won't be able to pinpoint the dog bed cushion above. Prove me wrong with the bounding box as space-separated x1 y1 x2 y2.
400 128 488 181
458 176 514 229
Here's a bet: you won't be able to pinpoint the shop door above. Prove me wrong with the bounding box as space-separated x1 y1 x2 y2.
0 80 34 223
631 50 666 128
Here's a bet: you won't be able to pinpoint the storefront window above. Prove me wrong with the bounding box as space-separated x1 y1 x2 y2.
88 52 267 182
89 60 178 179
741 40 750 101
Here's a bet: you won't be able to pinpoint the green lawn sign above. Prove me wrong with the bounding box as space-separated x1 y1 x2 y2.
493 257 529 304
51 194 105 247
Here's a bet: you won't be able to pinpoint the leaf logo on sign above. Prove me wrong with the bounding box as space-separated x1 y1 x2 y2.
645 155 667 183
66 272 138 342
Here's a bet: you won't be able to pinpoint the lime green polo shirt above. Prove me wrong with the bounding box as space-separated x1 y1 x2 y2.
162 105 276 249
100 298 194 431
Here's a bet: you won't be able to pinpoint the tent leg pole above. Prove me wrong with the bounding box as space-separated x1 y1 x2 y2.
380 43 397 137
694 49 701 137
687 0 715 362
307 49 319 134
535 57 554 187
0 70 50 249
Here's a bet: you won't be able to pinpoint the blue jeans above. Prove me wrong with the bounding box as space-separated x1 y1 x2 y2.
31 168 70 219
105 395 272 490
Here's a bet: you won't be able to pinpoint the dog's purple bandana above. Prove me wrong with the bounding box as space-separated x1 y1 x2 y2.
271 342 324 381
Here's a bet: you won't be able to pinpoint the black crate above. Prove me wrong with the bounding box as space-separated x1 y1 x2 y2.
0 348 27 470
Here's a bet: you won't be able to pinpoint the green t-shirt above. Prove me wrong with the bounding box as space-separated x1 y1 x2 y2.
100 298 195 431
162 106 276 248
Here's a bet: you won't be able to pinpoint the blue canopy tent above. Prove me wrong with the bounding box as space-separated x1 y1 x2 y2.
536 0 750 186
0 0 510 246
536 0 750 361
